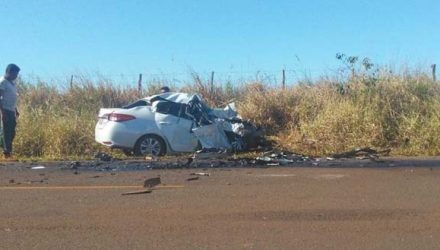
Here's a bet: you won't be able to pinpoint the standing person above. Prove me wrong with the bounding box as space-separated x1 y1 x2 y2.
0 64 20 159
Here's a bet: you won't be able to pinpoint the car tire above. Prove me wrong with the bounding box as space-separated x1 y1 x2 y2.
134 134 166 156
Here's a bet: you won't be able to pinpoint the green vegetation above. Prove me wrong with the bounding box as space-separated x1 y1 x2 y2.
13 58 440 159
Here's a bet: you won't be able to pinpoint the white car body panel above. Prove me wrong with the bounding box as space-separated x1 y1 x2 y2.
96 107 161 146
95 92 262 156
95 97 199 154
154 112 198 152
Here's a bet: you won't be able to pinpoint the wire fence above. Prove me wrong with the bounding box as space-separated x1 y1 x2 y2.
18 63 438 91
18 68 323 90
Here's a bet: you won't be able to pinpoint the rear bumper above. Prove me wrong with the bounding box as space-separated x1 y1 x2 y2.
95 122 141 149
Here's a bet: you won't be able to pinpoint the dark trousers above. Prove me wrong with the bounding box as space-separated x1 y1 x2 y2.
1 109 16 155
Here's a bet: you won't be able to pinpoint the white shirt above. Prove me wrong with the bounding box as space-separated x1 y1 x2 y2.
0 77 17 111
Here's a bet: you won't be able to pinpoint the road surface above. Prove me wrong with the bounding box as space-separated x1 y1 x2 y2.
1 160 440 249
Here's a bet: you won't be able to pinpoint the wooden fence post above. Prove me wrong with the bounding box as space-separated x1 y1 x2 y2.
70 75 74 89
210 71 215 94
432 64 437 82
138 73 143 95
282 69 286 89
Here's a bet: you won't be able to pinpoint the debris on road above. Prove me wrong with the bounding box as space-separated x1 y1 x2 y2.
255 151 311 166
331 147 390 159
31 166 45 170
55 146 391 172
190 172 210 176
183 157 193 167
145 156 158 161
70 161 80 169
122 176 161 196
122 189 153 195
190 149 228 167
186 176 200 181
143 176 161 188
193 149 228 159
94 152 118 162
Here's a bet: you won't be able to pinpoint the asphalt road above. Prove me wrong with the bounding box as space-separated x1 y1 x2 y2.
1 161 440 249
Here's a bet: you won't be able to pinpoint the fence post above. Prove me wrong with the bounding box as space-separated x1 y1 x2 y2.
210 71 215 94
432 64 437 82
138 73 143 95
70 75 74 89
282 69 286 89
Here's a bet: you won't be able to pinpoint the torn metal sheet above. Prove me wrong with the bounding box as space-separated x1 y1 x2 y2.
192 123 232 150
209 103 239 120
149 93 263 151
147 92 201 105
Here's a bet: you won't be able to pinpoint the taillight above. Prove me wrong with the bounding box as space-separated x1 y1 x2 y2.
108 113 136 122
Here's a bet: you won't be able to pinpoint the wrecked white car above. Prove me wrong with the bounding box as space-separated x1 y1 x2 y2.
95 92 264 156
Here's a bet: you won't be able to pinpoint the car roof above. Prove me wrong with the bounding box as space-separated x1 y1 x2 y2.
145 92 202 104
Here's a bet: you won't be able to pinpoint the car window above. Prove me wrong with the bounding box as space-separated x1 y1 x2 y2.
123 100 150 109
184 101 211 125
155 101 181 117
178 104 192 120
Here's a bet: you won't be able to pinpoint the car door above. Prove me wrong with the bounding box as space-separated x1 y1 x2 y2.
153 101 198 152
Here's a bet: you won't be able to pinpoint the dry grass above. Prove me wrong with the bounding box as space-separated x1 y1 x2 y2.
238 72 440 156
12 70 440 159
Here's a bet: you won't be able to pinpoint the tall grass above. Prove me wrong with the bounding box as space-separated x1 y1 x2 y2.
239 71 440 156
12 68 440 159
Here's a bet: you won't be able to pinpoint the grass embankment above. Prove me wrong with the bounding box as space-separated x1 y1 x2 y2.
239 73 440 156
13 70 440 159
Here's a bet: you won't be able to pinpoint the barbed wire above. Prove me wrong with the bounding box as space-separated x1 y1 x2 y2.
20 69 321 79
18 68 325 88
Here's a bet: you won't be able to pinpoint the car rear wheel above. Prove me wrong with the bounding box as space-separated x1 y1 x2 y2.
134 135 166 156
